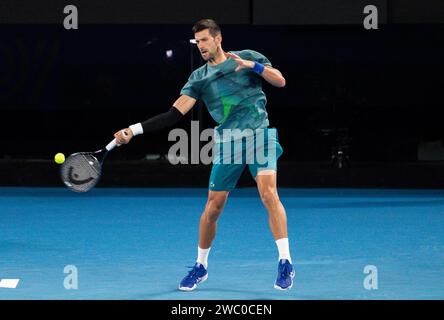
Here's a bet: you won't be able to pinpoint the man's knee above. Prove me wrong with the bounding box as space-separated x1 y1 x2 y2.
260 187 280 210
204 192 228 222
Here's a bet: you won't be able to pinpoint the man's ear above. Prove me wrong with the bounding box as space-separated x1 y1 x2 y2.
216 33 222 45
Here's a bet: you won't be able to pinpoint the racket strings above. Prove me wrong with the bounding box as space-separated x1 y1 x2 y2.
61 153 101 192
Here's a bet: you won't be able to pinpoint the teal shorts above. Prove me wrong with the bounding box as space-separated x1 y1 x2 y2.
209 128 283 191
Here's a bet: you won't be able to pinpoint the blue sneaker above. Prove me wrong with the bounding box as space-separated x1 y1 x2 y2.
179 263 208 291
274 259 295 290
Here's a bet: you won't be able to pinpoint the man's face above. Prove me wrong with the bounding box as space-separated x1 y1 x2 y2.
194 29 221 61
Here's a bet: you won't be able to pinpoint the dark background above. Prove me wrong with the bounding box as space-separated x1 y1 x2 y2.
1 0 444 188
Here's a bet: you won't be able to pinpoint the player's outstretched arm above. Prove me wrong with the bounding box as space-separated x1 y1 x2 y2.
226 51 286 88
114 95 197 145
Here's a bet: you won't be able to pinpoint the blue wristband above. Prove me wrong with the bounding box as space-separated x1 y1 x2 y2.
252 62 265 74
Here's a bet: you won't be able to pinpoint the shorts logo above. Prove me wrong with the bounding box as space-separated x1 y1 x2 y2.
210 182 215 188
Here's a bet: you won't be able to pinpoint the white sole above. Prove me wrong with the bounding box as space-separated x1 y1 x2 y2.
179 273 208 292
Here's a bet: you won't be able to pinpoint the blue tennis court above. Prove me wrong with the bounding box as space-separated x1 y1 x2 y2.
1 187 443 300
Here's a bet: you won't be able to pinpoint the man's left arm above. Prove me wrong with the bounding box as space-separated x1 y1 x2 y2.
226 51 286 88
260 65 286 88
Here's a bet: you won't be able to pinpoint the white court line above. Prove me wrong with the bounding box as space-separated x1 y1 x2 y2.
0 279 20 288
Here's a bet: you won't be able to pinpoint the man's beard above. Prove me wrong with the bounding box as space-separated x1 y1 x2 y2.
203 52 214 62
203 47 219 62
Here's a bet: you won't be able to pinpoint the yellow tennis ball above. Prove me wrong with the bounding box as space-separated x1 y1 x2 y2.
54 153 65 164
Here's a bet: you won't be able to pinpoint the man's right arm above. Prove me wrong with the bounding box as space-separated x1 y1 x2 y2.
114 95 197 145
172 94 197 115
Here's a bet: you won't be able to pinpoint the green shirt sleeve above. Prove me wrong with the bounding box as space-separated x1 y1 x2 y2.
180 70 201 99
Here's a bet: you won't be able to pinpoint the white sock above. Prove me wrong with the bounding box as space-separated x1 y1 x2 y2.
275 238 292 264
196 246 211 269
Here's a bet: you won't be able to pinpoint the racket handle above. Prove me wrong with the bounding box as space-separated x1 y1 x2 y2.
106 139 118 151
106 130 129 151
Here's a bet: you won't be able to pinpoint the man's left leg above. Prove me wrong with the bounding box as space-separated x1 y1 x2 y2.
256 170 295 290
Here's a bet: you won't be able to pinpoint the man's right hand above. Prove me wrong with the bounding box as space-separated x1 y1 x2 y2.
114 128 134 146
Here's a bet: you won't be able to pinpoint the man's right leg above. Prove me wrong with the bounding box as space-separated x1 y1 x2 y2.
197 161 246 267
198 190 230 251
179 190 229 291
179 156 245 292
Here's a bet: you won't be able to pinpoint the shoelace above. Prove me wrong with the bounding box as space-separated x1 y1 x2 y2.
280 263 291 278
186 265 200 279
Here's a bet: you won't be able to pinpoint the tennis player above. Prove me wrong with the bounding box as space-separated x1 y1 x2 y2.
114 19 294 291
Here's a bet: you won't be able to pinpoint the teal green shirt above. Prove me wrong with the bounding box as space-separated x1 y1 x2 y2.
180 49 272 142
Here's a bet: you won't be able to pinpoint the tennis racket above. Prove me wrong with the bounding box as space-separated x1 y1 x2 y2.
60 132 127 192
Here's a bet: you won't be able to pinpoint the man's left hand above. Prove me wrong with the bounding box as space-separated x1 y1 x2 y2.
226 52 255 72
